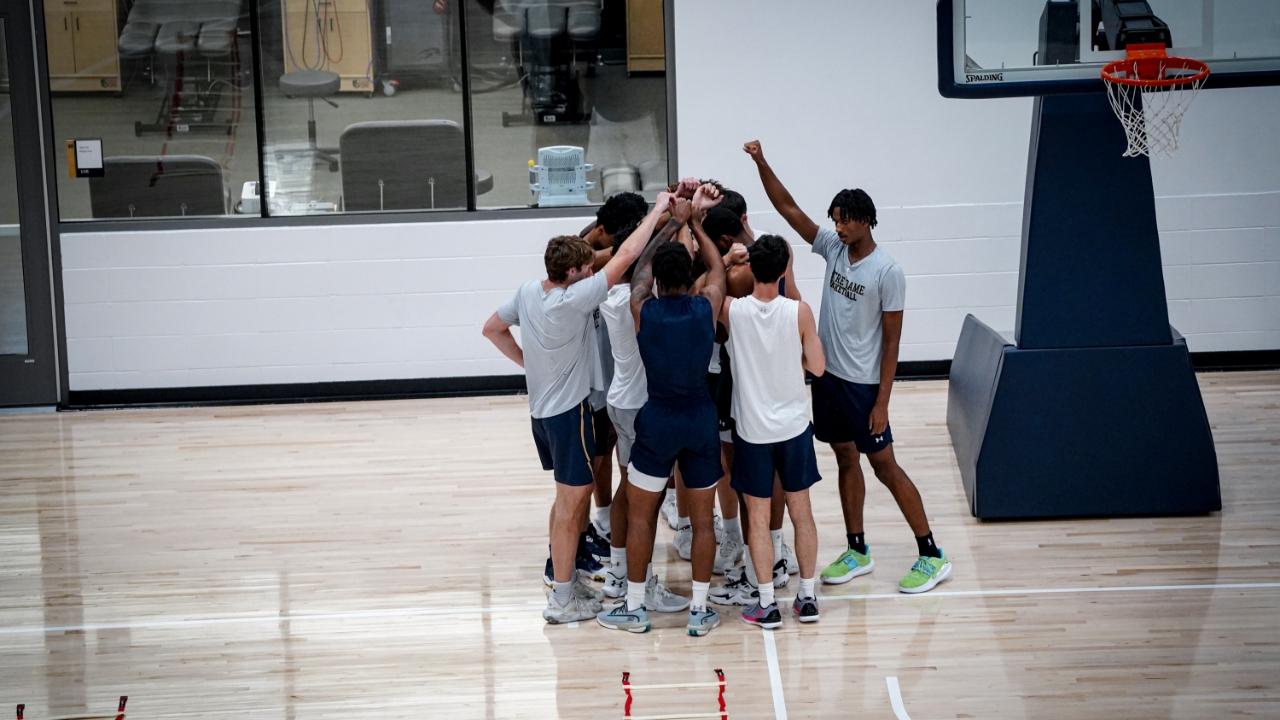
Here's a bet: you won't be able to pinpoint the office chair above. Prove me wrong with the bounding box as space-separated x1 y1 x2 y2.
338 120 493 211
89 156 229 218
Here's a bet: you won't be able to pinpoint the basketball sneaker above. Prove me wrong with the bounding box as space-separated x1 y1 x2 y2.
782 541 798 575
792 595 820 623
722 560 788 588
543 557 555 586
772 559 790 588
596 602 651 633
573 571 603 603
898 552 952 594
602 563 627 598
585 525 610 563
713 536 744 574
686 607 721 637
660 490 679 530
674 523 693 561
740 602 782 629
713 510 726 545
577 550 608 582
820 546 875 585
646 574 691 613
543 593 602 624
709 574 758 606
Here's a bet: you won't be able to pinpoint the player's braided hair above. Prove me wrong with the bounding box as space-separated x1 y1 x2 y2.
652 242 693 292
827 188 878 228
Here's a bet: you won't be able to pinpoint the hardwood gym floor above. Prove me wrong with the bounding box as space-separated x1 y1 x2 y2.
1 372 1277 719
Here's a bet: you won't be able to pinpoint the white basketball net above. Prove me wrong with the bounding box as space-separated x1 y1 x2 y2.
1104 62 1206 159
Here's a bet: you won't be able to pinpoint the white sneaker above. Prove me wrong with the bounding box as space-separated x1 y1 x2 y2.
708 575 758 606
573 571 604 603
543 593 602 624
602 563 627 599
660 491 679 530
646 574 691 613
713 510 726 545
782 541 798 575
723 560 788 587
674 523 693 561
713 537 744 575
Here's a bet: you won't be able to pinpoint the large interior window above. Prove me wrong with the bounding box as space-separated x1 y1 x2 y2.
43 0 670 221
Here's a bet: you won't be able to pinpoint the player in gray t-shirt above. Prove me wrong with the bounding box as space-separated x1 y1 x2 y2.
482 193 673 625
744 140 953 596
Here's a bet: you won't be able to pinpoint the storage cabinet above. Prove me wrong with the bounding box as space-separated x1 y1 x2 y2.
44 0 120 91
626 0 664 73
281 0 373 92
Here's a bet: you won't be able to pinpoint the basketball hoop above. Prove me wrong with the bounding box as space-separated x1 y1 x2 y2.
1102 43 1209 158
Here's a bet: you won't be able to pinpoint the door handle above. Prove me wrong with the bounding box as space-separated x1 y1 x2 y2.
75 16 80 30
64 16 68 30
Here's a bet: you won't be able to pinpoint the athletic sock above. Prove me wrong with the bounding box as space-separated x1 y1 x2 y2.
595 505 611 535
799 577 815 600
771 529 783 561
691 581 710 612
552 580 572 606
611 546 627 569
724 515 742 542
743 545 759 586
626 579 646 611
847 532 867 555
916 532 942 559
678 516 691 530
758 582 775 608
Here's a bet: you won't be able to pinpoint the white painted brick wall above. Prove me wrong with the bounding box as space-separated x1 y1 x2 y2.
57 1 1280 391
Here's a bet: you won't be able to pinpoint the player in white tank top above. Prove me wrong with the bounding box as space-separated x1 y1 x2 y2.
719 235 827 628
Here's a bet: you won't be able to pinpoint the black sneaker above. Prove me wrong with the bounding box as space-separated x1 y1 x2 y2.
793 595 820 623
543 557 555 586
585 524 611 562
577 550 607 582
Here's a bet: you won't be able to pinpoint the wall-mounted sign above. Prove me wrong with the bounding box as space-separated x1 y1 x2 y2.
67 139 104 178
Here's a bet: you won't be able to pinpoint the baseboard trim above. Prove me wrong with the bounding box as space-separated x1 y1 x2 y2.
63 350 1278 410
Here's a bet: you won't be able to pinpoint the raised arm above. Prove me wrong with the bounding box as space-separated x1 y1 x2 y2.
691 205 727 322
798 301 825 377
629 197 691 330
482 312 524 368
870 310 903 434
744 140 820 244
604 193 673 288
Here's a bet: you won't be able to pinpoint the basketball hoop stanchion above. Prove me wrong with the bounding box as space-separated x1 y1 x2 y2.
621 669 728 720
1102 43 1209 158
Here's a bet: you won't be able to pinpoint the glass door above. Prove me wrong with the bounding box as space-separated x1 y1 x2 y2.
0 2 59 406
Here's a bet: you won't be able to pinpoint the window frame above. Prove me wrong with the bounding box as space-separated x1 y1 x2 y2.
37 0 679 233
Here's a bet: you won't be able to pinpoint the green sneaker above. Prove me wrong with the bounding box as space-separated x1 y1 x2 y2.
897 553 952 594
820 546 875 585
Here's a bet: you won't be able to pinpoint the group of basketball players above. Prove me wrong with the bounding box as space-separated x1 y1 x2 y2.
482 141 953 636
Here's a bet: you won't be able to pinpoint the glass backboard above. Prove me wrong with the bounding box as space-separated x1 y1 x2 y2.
938 0 1280 97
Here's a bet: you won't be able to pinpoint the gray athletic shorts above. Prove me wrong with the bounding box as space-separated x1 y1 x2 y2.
607 404 641 466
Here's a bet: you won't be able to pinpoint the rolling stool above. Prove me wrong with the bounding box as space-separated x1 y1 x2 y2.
278 70 342 172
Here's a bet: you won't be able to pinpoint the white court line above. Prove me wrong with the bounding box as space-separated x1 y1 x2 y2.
1 581 1277 637
886 677 911 720
761 629 787 720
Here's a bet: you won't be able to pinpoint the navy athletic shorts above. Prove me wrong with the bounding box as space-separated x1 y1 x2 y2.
811 373 893 454
730 424 821 498
715 346 735 436
531 398 596 486
630 400 723 490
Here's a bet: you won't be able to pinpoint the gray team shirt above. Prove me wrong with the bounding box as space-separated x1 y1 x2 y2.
497 272 609 419
811 227 906 385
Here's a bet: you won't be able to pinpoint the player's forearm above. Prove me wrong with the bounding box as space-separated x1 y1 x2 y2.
692 219 726 293
485 328 525 368
757 160 799 217
877 340 899 405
